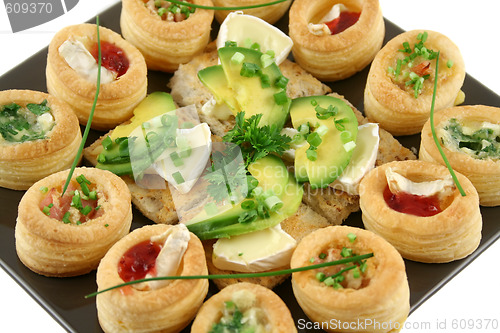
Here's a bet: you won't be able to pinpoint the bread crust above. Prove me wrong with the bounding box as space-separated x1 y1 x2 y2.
191 282 297 333
291 226 409 333
289 0 385 81
96 224 208 333
364 30 465 135
420 105 500 206
120 0 214 72
15 167 132 277
0 90 82 190
46 23 147 130
359 160 482 263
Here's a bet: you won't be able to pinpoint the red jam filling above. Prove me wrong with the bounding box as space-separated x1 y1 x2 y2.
91 41 129 78
325 11 361 35
383 186 442 217
118 240 162 282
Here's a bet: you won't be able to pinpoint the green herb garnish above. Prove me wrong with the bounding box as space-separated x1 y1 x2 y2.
429 52 466 196
167 0 288 11
85 252 374 298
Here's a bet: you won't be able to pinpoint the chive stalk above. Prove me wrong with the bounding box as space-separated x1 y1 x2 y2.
166 0 288 11
62 17 102 195
429 52 466 196
85 253 374 298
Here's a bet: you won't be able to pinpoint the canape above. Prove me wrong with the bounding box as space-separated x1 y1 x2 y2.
291 225 409 333
96 224 208 333
364 30 465 136
120 0 214 72
0 89 81 190
420 105 500 206
212 0 292 24
191 282 297 332
15 167 132 277
289 0 385 81
46 23 147 130
359 160 482 263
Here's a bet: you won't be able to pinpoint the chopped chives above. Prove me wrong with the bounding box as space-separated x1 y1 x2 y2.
101 136 113 150
240 62 261 77
273 90 288 105
274 75 289 89
172 171 185 184
241 200 256 210
42 205 51 215
447 59 454 68
231 52 245 64
81 206 92 216
347 232 357 243
319 252 326 259
340 247 352 257
260 54 274 68
260 73 271 88
62 212 71 224
39 186 48 193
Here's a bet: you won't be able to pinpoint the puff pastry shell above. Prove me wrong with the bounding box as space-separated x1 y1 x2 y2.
96 224 209 333
191 282 297 332
291 226 409 333
289 0 385 82
420 105 500 206
212 0 292 24
15 167 132 277
364 30 465 135
359 160 482 263
0 90 81 190
46 23 147 130
120 0 214 72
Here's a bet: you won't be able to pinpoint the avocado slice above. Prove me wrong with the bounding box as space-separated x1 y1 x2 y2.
185 155 303 240
197 65 239 112
110 92 176 140
290 95 358 188
198 46 290 129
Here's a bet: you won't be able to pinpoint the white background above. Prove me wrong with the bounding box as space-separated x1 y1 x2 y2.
0 0 499 332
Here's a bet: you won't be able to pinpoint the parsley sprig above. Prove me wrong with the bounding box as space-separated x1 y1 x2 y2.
223 112 291 167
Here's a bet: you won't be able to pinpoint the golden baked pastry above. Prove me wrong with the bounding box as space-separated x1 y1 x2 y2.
0 89 81 190
212 0 292 24
364 30 465 136
420 105 500 206
291 225 409 333
120 0 214 72
191 282 297 332
96 224 208 333
288 0 385 81
46 23 147 130
359 160 482 263
15 167 132 277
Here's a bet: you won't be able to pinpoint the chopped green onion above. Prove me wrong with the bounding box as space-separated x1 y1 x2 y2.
241 200 256 210
80 181 90 196
315 125 328 137
104 223 109 227
319 252 327 259
340 247 352 257
324 276 335 286
231 51 245 64
260 73 271 88
81 206 92 216
172 171 185 184
62 212 71 224
447 59 454 68
352 267 361 279
181 122 194 129
347 233 357 243
240 62 260 77
251 42 261 51
273 90 288 105
39 186 48 193
170 151 184 167
89 191 97 200
265 50 275 57
343 141 356 152
238 210 258 223
42 205 51 215
307 132 322 147
274 75 289 89
260 54 274 68
263 196 283 212
306 149 317 161
101 136 113 150
340 131 352 143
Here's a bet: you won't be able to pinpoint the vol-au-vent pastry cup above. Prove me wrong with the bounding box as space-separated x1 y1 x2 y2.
46 23 147 130
212 0 292 25
359 160 482 263
0 89 82 190
289 0 385 82
191 282 297 333
15 167 132 277
291 226 409 333
120 0 214 73
364 29 465 136
420 105 500 206
96 224 209 333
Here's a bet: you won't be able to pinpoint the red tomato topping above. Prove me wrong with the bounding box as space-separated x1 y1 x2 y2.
90 41 129 78
118 240 162 282
383 186 442 217
325 11 361 35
